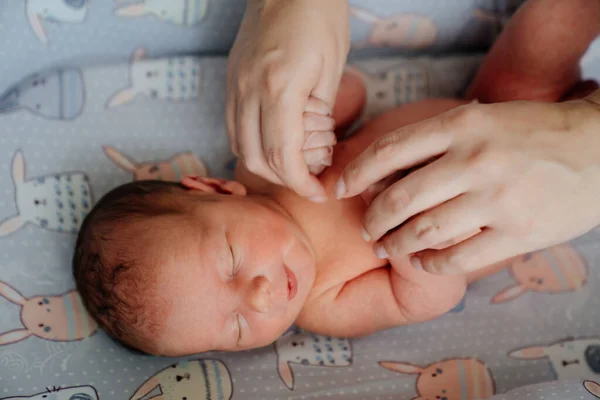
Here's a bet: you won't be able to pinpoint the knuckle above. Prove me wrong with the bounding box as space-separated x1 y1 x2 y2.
413 217 440 246
235 73 251 94
453 103 488 127
265 147 285 174
372 134 401 163
385 186 412 216
466 145 508 179
263 64 292 97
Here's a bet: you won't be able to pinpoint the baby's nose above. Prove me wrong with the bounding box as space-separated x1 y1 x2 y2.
247 276 271 313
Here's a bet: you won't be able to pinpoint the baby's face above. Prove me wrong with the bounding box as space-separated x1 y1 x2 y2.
143 192 316 355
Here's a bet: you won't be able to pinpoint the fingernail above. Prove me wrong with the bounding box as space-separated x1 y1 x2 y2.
321 156 333 166
410 256 422 270
334 178 346 199
361 227 371 241
374 244 389 259
308 195 328 203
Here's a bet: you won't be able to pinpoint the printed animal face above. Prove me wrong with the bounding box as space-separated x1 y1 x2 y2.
380 358 495 400
492 245 588 304
275 328 353 390
0 69 85 120
0 281 97 346
1 385 98 400
130 360 232 400
510 338 600 380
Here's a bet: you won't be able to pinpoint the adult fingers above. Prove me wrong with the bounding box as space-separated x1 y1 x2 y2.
237 96 282 184
260 91 327 200
363 157 470 242
359 171 407 206
414 228 519 275
374 194 486 259
335 115 454 200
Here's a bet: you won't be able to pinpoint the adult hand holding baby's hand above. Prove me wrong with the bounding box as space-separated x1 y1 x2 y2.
227 0 350 202
336 93 600 275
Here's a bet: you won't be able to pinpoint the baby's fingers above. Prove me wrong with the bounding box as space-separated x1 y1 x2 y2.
304 112 335 133
304 146 333 167
305 96 332 116
303 130 336 150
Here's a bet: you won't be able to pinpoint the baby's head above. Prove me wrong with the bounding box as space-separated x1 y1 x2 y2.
73 177 316 356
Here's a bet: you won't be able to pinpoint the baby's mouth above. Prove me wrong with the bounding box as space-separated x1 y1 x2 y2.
284 266 298 301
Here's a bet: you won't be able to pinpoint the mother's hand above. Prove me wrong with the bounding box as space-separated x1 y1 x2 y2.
335 94 600 274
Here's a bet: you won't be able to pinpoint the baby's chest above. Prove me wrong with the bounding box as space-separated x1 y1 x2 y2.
311 199 387 289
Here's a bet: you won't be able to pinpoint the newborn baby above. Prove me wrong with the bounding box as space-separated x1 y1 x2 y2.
74 0 598 353
73 83 484 356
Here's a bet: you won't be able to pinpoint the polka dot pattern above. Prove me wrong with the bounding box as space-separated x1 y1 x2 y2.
0 0 599 398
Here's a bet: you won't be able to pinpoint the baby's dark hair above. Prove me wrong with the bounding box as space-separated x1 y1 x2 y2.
72 180 189 354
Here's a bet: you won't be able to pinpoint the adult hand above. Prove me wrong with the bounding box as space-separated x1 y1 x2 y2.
335 93 600 274
227 0 350 202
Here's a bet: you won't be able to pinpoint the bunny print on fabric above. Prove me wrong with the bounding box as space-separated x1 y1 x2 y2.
0 151 92 237
25 0 88 44
1 385 98 400
585 381 600 398
509 338 600 381
0 280 97 347
114 0 209 27
130 359 232 400
379 357 496 400
106 49 202 108
0 68 85 121
491 244 588 304
351 7 437 49
103 146 208 182
274 327 353 390
345 63 429 123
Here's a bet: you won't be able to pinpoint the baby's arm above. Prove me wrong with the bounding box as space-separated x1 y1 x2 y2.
468 0 600 102
297 259 466 338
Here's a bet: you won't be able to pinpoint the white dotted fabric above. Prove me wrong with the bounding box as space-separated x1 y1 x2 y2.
1 0 600 399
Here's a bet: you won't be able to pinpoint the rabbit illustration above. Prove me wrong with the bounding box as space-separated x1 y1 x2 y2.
380 357 495 400
0 151 92 237
103 146 208 181
130 359 232 400
106 49 202 108
26 0 88 44
585 381 600 398
0 280 97 346
345 63 429 124
1 385 98 400
351 7 436 49
114 0 209 26
0 68 85 121
509 337 600 381
274 327 352 390
491 244 587 304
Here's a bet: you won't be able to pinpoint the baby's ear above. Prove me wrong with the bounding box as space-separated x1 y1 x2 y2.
181 176 247 196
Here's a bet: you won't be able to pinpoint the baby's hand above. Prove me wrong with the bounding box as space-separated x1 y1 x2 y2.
303 97 337 176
